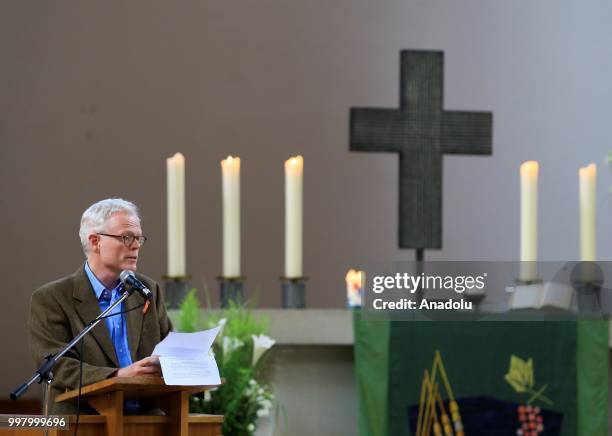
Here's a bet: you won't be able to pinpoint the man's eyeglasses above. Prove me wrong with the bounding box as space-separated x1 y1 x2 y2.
97 233 148 247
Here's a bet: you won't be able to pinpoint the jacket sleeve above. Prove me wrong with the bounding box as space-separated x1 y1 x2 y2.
154 281 173 339
28 287 117 392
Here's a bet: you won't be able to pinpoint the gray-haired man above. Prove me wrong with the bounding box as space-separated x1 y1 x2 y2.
29 198 172 414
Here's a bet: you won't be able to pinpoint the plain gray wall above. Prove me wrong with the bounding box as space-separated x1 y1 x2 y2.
2 0 612 396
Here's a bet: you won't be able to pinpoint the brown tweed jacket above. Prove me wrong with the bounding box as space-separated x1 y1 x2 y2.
28 264 172 414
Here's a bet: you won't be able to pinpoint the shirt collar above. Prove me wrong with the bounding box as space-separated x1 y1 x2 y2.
84 261 123 300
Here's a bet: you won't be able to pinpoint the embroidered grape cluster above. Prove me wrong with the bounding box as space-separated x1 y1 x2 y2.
516 404 544 435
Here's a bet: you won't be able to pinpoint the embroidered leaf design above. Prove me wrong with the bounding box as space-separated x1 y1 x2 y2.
503 354 553 406
504 354 534 393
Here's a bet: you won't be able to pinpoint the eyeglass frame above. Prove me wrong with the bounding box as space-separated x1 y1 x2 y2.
96 233 148 247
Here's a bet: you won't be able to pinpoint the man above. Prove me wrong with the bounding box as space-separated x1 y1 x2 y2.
29 198 172 414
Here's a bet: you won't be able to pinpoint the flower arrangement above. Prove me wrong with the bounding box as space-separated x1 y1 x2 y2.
177 290 276 436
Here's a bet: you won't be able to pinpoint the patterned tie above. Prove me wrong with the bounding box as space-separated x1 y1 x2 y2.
100 289 112 303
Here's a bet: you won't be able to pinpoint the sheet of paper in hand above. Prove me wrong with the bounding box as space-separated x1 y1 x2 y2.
152 326 222 386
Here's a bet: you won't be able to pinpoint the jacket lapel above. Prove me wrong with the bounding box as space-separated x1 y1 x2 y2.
72 265 119 367
124 288 144 362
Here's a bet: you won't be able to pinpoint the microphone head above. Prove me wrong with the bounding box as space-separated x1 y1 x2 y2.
120 270 135 284
119 269 153 301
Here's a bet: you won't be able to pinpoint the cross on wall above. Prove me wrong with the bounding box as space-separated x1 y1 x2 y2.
350 50 493 250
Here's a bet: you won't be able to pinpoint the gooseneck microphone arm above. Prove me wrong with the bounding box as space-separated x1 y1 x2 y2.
10 287 136 400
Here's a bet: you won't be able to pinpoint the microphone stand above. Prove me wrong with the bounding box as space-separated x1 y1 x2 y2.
10 287 136 401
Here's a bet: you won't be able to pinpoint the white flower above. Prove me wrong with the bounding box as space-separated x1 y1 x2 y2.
243 378 258 397
223 336 244 361
257 398 273 417
247 423 255 432
252 334 275 366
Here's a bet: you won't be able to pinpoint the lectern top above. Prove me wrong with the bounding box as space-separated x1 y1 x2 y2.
55 376 218 402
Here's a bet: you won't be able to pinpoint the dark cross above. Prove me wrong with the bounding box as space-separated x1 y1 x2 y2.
350 50 492 250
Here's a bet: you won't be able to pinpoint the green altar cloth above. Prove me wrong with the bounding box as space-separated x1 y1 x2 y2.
354 312 608 436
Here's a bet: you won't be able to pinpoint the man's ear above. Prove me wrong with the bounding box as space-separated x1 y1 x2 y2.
88 233 100 253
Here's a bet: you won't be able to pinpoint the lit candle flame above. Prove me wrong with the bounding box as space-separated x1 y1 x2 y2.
346 269 364 307
345 269 364 289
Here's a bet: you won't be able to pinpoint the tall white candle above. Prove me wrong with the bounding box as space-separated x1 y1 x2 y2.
285 156 303 278
166 152 186 276
221 156 241 277
579 163 596 262
520 160 539 281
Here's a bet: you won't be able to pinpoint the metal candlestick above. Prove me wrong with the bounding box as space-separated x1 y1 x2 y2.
163 275 191 309
219 276 245 308
573 280 602 313
281 277 307 309
571 262 604 313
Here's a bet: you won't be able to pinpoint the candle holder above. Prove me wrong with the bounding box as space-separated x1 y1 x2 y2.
570 262 604 313
281 277 307 309
572 279 603 313
162 275 192 310
218 276 245 308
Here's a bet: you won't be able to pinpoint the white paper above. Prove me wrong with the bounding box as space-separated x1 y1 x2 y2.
152 326 222 386
159 355 221 386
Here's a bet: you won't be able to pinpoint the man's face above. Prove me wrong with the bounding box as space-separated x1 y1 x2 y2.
92 212 143 275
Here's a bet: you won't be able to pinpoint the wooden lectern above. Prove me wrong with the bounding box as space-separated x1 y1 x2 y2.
50 376 222 436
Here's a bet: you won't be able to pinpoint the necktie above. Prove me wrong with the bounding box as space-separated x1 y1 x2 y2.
99 289 112 303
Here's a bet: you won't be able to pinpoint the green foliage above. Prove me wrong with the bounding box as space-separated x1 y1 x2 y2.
176 294 275 436
204 300 269 343
177 289 201 333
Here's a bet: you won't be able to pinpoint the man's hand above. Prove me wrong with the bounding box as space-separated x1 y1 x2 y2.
116 356 161 377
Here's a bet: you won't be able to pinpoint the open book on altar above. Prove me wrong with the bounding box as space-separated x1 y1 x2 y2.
509 282 573 310
152 326 222 386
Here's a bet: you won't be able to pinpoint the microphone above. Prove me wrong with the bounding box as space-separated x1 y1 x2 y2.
120 270 153 301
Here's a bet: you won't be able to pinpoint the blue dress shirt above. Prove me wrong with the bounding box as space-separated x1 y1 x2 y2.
84 262 133 368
